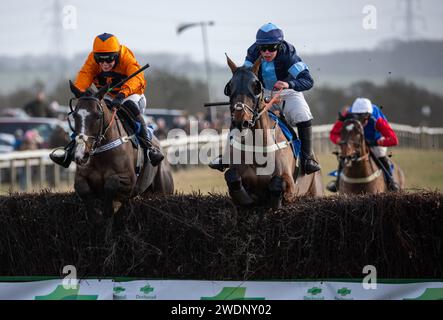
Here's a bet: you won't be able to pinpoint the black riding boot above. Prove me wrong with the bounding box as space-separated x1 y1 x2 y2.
135 114 164 167
378 156 400 191
297 120 321 175
49 139 76 168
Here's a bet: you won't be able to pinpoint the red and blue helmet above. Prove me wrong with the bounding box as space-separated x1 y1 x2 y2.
255 23 284 45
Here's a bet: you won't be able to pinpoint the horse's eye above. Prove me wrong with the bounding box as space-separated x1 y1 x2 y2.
252 80 262 96
224 81 232 96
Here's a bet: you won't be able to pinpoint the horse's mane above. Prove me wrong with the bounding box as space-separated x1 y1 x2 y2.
79 83 100 98
237 66 252 72
342 118 365 137
82 89 94 97
234 66 255 76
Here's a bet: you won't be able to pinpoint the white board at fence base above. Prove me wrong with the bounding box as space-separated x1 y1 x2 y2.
0 279 442 300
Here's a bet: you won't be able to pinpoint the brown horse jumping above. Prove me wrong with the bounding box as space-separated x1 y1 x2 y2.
222 56 323 208
69 83 174 221
338 118 405 194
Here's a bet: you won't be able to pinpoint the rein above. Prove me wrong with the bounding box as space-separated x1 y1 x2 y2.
259 88 283 117
230 87 290 153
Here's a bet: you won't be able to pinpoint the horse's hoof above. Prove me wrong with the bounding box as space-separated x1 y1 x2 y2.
229 187 254 206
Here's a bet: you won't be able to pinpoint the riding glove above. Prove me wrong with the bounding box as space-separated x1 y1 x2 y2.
110 93 125 109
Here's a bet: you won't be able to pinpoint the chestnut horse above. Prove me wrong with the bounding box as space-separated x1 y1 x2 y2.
222 56 323 208
69 83 174 221
338 118 405 194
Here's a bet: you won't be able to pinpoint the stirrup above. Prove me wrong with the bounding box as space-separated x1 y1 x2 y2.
50 147 72 168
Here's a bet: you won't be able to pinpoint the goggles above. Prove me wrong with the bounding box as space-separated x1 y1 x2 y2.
94 53 118 64
259 43 280 52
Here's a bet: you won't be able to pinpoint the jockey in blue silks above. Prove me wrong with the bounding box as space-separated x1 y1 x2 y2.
210 23 321 174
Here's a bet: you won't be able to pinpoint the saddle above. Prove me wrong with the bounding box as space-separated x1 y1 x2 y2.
103 102 146 176
268 111 301 158
116 108 140 149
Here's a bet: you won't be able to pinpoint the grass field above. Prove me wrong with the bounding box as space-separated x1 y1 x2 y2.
173 149 443 194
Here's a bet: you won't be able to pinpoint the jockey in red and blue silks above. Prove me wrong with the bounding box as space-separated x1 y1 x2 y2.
330 99 398 148
209 23 321 175
328 97 400 192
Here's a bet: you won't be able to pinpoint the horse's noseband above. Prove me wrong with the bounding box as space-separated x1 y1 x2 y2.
231 101 260 129
231 91 263 128
233 101 255 114
339 137 370 164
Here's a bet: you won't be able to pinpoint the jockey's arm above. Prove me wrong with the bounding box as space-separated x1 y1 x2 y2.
375 118 399 147
74 52 99 92
284 52 314 92
284 70 314 92
330 120 343 144
120 59 146 97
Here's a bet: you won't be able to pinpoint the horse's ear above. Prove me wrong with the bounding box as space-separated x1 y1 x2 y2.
225 53 237 74
251 57 262 75
69 80 83 98
95 84 110 100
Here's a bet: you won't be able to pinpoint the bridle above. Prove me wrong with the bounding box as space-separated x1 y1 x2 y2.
68 95 118 155
227 69 292 155
231 98 263 129
339 120 369 164
229 73 279 129
338 118 384 184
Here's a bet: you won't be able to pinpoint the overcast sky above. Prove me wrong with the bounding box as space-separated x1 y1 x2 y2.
1 0 442 64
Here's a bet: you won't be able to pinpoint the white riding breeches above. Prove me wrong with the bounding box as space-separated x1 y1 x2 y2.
370 146 387 158
105 93 154 138
264 89 313 126
104 94 147 113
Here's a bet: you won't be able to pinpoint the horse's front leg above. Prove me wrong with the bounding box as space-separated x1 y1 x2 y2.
268 175 286 209
75 177 100 224
103 174 134 218
281 172 297 203
224 167 254 206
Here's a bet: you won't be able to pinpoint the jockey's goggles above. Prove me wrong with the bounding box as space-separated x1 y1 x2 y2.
94 52 119 64
348 112 371 122
259 43 280 52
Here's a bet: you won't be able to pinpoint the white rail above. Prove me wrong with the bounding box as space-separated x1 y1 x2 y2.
0 123 442 191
